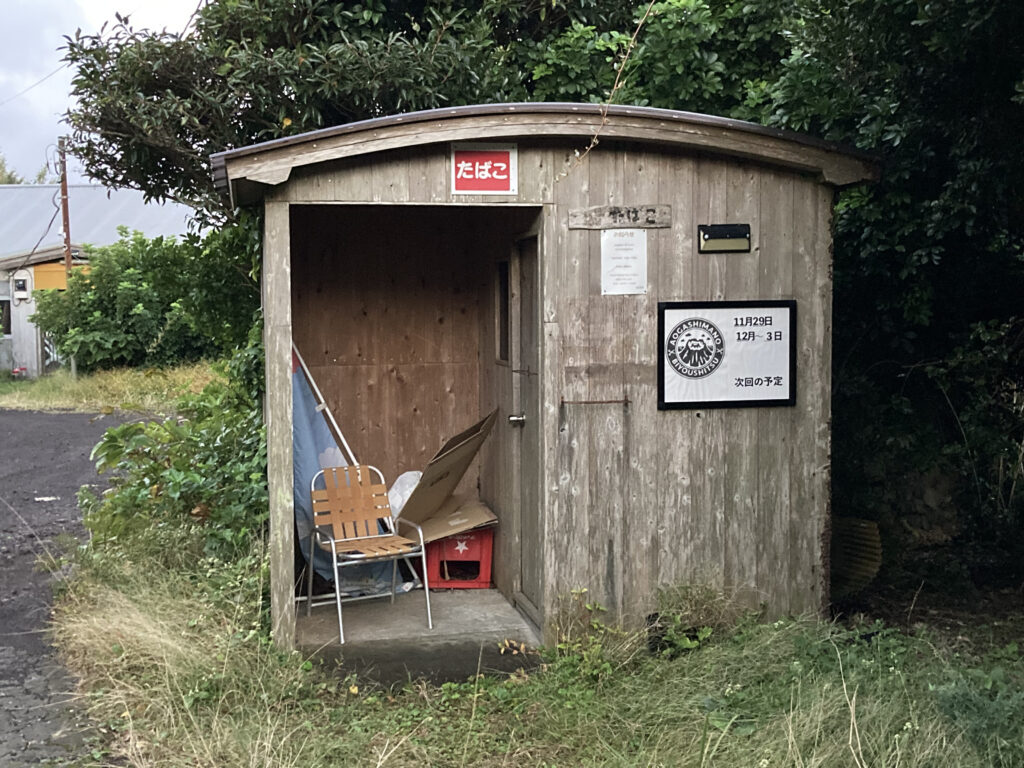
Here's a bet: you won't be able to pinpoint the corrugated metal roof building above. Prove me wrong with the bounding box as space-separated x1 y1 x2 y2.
0 184 194 259
0 184 195 376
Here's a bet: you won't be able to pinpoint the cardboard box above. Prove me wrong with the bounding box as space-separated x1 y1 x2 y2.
397 409 498 543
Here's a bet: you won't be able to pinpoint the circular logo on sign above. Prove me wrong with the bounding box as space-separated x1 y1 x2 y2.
666 318 725 378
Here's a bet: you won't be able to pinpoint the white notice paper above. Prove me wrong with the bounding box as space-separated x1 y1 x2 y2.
659 301 796 409
601 229 647 295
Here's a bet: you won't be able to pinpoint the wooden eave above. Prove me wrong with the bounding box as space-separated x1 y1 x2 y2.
211 103 879 207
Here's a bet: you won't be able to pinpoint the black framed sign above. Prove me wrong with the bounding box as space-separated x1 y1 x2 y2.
658 300 797 409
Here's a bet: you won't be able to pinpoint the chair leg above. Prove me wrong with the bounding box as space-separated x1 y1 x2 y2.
390 559 398 604
306 533 316 617
419 548 433 630
331 549 345 644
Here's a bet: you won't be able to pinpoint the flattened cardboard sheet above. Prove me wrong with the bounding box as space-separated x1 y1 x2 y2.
398 409 498 542
411 495 497 544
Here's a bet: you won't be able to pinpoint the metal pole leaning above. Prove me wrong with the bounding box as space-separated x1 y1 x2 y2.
291 341 358 466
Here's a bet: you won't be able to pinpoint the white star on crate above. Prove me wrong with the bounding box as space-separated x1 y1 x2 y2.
454 540 469 554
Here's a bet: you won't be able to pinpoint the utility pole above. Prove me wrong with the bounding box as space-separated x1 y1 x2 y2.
59 138 72 276
58 137 77 378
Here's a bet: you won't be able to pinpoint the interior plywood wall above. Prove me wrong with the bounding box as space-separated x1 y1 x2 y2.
290 204 536 484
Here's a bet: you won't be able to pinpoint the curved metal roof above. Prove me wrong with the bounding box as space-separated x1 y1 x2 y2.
212 102 877 205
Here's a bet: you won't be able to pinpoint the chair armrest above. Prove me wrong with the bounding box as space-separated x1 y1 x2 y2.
312 524 335 543
395 517 426 546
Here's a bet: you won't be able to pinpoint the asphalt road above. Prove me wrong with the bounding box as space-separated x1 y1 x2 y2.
0 408 127 766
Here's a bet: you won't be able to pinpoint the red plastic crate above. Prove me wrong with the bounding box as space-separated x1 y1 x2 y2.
425 528 494 589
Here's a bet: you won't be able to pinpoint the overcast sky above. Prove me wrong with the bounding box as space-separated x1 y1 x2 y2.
0 0 200 183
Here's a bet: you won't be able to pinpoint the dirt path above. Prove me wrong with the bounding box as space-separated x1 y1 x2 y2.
0 409 128 766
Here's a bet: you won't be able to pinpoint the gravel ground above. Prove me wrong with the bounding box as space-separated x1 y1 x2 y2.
0 409 128 766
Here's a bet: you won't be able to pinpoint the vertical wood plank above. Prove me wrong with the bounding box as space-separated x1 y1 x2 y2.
704 162 728 594
539 197 563 629
372 148 412 203
407 145 448 203
538 313 559 616
288 164 329 202
264 200 295 649
722 162 761 608
516 145 554 204
532 150 560 628
550 144 592 616
687 159 728 592
756 170 795 612
813 183 835 612
338 156 377 203
585 147 626 615
655 153 698 591
619 146 660 621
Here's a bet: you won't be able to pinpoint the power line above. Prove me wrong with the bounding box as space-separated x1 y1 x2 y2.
11 190 62 275
0 3 202 111
0 64 70 109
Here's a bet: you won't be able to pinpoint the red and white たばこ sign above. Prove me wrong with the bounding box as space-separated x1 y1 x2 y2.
451 143 517 195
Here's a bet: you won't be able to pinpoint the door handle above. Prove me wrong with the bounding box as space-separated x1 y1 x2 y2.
508 413 526 426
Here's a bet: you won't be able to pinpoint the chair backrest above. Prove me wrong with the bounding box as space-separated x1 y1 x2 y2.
311 465 393 541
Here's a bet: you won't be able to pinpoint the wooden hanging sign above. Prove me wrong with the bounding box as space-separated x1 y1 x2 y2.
568 205 671 230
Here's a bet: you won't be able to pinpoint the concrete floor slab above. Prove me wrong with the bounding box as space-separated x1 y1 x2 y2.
296 589 542 686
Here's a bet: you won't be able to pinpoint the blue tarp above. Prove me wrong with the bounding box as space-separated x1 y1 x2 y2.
292 352 392 593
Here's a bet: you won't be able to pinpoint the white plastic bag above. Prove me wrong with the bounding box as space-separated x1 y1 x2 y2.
388 470 422 517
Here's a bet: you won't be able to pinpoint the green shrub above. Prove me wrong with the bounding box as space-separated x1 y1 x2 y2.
81 323 267 560
32 215 259 372
924 319 1024 574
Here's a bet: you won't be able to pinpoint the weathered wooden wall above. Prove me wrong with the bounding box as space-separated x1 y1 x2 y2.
539 146 833 622
278 139 833 631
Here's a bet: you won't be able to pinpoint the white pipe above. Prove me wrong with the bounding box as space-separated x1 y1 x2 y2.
291 342 358 466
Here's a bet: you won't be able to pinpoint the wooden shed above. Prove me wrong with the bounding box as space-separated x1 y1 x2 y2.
212 103 877 647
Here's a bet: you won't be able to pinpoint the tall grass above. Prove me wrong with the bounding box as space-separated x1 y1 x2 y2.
52 540 1024 768
0 363 220 413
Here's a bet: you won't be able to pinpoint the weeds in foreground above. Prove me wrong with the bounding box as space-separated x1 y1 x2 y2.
51 537 1024 768
45 346 1023 767
0 362 219 414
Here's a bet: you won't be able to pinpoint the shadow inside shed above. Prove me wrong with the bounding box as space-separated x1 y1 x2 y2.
291 204 537 482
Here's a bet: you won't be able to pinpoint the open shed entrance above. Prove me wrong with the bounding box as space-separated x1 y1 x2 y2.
290 203 542 629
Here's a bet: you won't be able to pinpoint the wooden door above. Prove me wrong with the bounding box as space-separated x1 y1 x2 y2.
514 235 543 621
